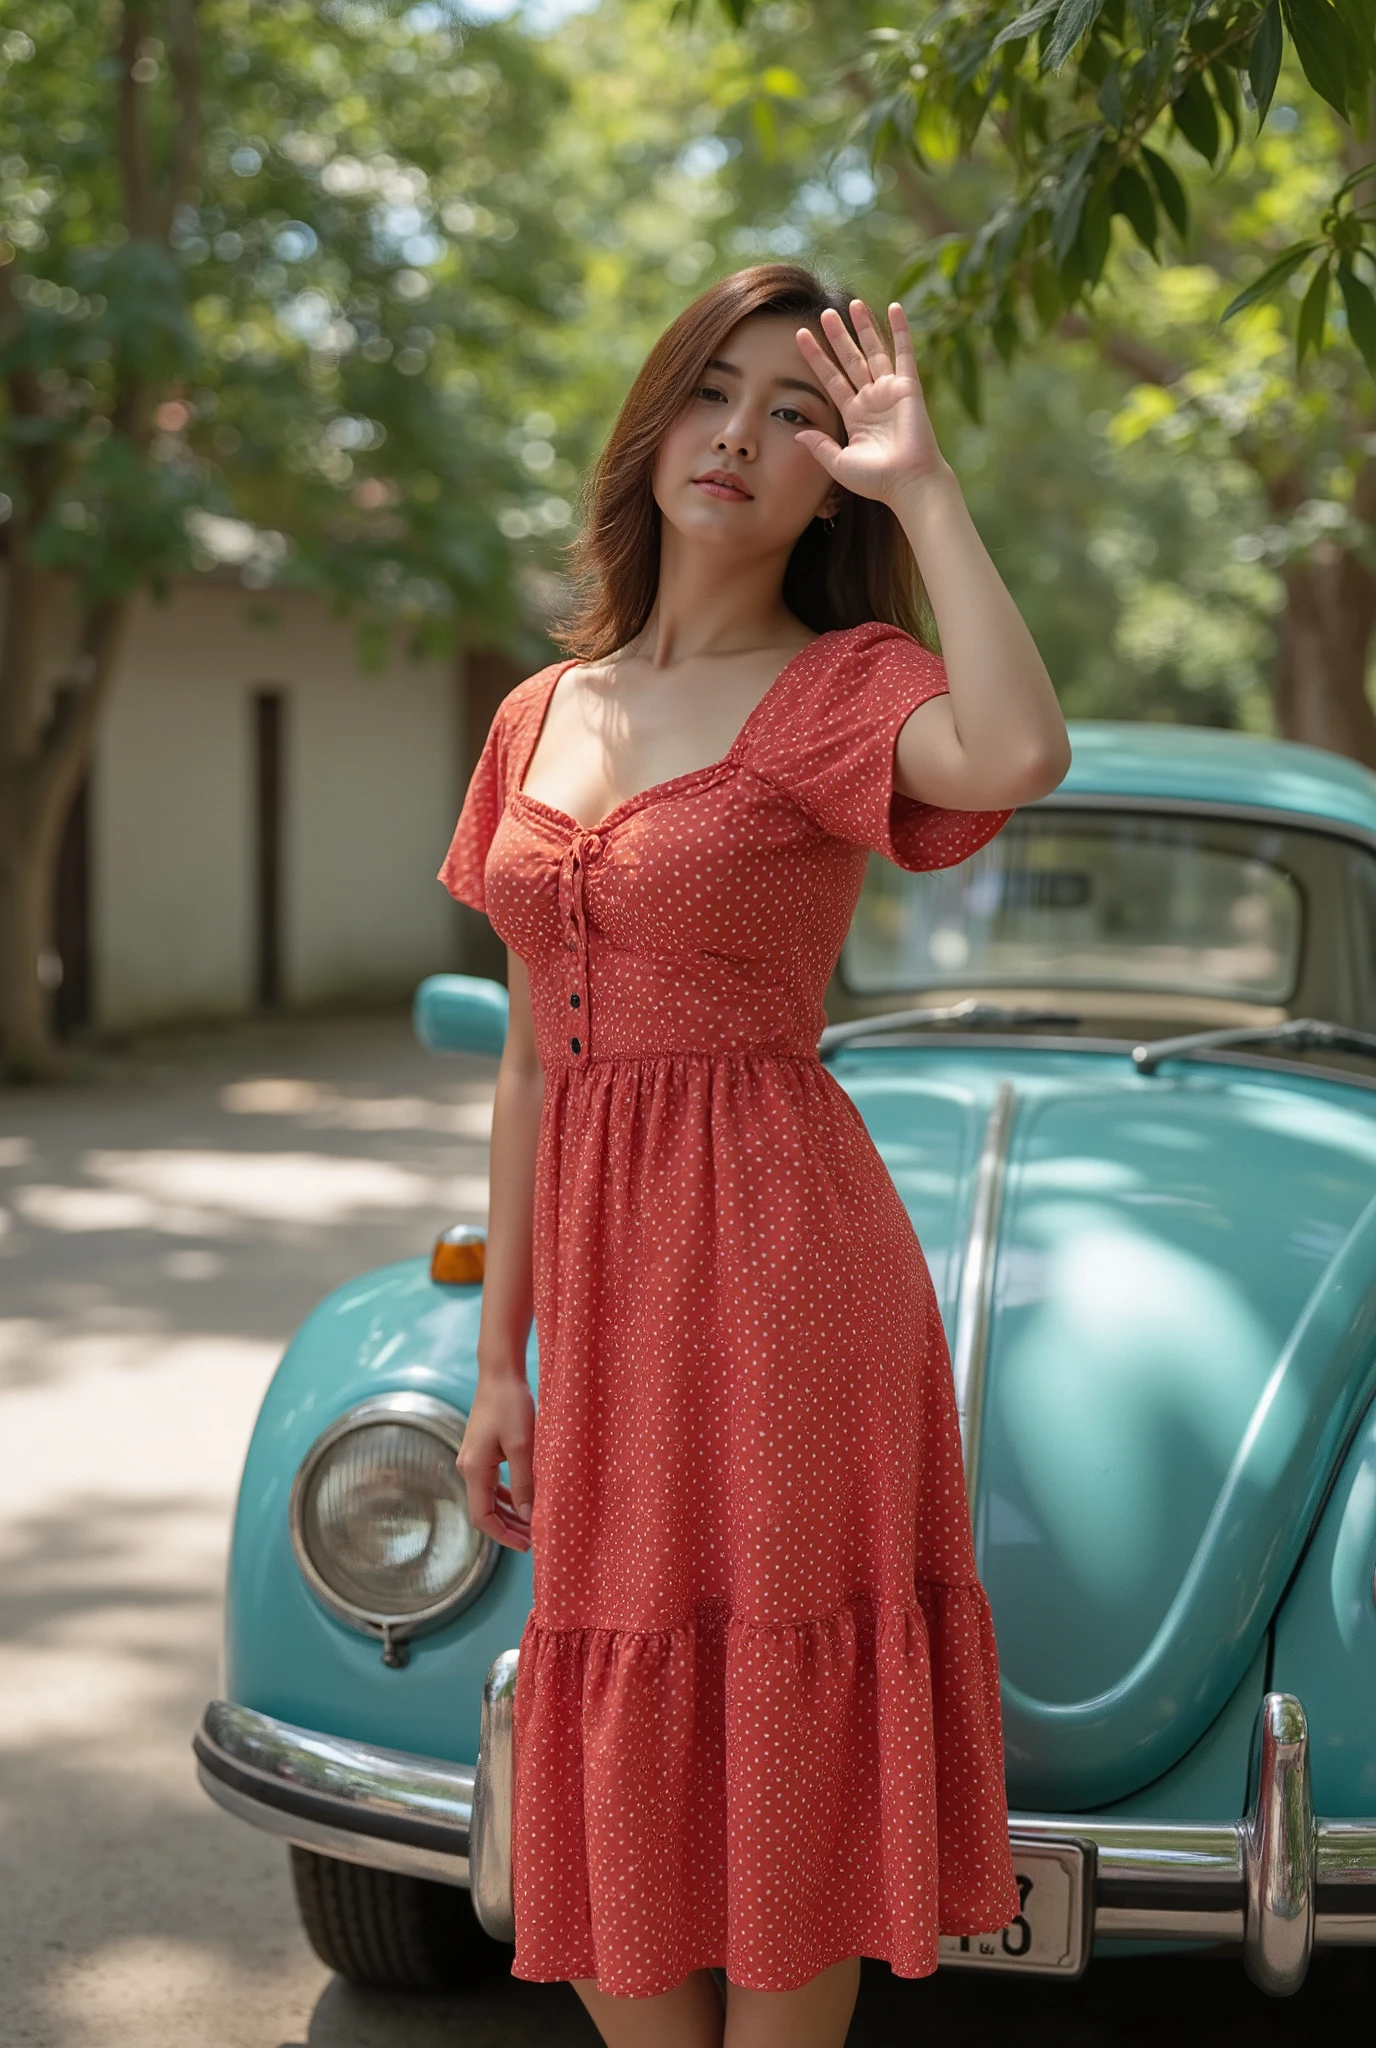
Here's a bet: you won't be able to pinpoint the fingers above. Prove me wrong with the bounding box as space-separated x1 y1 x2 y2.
818 305 874 389
848 298 894 381
887 300 922 386
457 1448 532 1553
794 323 857 412
492 1480 533 1549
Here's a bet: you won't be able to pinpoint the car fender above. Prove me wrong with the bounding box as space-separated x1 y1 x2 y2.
224 1257 536 1766
992 1184 1376 1808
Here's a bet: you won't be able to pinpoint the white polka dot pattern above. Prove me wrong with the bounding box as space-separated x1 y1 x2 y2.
439 621 1021 1996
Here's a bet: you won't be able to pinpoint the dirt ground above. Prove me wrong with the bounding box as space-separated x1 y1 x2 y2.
1 1008 1369 2045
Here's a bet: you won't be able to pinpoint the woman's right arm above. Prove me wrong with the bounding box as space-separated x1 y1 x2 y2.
456 949 542 1553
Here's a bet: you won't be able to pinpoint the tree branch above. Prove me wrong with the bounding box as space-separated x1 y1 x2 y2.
1053 310 1182 386
890 149 1184 387
23 596 129 840
118 2 155 239
165 0 202 233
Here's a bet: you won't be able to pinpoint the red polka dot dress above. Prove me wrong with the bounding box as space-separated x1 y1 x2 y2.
440 620 1022 1996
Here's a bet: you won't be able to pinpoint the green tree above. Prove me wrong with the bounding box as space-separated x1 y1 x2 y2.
0 0 575 1077
692 1 1376 761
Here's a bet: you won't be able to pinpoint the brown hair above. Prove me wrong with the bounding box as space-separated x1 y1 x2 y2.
553 263 934 659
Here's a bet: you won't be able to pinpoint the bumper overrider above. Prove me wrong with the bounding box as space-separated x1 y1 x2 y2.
195 1666 1376 1993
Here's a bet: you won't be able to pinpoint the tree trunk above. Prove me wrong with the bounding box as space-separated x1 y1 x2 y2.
0 809 54 1082
1267 459 1376 766
0 2 200 1079
0 582 128 1079
1272 547 1376 767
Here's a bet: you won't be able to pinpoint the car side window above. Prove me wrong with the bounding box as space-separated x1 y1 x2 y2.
1353 849 1376 1028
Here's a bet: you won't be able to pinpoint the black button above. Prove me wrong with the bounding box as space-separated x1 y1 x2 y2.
570 1037 581 1055
570 992 580 1008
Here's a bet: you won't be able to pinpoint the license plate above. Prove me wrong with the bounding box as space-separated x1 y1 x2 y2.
938 1839 1090 1978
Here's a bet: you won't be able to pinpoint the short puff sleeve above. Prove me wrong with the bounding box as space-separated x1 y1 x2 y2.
438 693 515 913
756 622 1013 872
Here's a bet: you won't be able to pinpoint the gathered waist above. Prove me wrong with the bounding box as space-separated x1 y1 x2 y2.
544 1047 825 1074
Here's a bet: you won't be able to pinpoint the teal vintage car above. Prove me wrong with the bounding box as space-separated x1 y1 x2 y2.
195 720 1376 1996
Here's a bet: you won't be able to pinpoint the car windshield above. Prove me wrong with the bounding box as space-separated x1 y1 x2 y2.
844 808 1305 1003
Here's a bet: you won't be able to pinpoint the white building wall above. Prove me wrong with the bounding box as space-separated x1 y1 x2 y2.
92 581 462 1029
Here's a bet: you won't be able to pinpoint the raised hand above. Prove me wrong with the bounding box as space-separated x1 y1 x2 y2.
794 299 947 507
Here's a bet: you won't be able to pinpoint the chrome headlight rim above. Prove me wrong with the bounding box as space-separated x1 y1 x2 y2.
288 1391 499 1647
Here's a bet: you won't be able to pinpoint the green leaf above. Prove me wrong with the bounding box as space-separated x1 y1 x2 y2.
990 1 1062 58
1333 0 1373 80
1330 160 1376 203
1077 32 1110 87
1097 61 1124 129
1111 161 1158 255
951 330 982 422
1140 144 1189 240
1045 0 1108 74
1219 240 1322 323
1050 134 1101 264
1208 58 1241 154
893 233 966 298
1296 257 1331 367
1336 258 1376 378
991 306 1021 366
1248 0 1283 128
1080 182 1113 284
1172 69 1220 165
1281 0 1351 122
1030 255 1064 330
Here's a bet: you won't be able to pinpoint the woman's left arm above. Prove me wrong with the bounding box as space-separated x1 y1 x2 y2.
887 465 1070 809
795 300 1071 812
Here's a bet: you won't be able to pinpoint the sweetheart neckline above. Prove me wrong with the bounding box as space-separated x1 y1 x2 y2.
509 634 830 836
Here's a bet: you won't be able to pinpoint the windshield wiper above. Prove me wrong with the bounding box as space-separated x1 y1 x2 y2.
820 998 1083 1055
1133 1018 1376 1076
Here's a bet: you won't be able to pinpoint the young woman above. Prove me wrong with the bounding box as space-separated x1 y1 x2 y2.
441 263 1069 2048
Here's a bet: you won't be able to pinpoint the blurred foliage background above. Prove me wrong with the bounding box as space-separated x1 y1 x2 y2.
1 0 1374 1069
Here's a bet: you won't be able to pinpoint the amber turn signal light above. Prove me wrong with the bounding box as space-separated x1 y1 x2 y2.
431 1225 486 1284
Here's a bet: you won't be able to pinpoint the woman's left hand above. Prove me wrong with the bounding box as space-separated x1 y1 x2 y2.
794 299 946 507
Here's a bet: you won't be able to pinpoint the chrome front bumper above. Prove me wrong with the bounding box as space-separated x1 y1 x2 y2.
196 1674 1376 1994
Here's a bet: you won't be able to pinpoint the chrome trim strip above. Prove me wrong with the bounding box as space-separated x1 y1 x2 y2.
1011 1815 1244 1889
1318 1821 1376 1888
469 1648 520 1942
1095 1904 1247 1941
197 1693 1376 1973
1243 1693 1315 1994
194 1699 473 1880
197 1765 472 1889
950 1081 1016 1501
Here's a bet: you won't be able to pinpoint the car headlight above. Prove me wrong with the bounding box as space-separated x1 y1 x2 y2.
288 1393 499 1666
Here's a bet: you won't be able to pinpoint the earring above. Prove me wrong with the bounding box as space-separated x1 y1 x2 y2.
822 514 837 533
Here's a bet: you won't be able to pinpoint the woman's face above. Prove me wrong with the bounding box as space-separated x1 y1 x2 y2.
650 312 845 557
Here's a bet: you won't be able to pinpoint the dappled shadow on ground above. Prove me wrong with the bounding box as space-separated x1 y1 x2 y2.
0 1010 494 1380
275 1946 1376 2048
0 1489 328 2047
291 1972 596 2048
0 1012 503 2046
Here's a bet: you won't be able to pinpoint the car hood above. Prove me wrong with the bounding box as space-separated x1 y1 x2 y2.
835 1047 1376 1810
